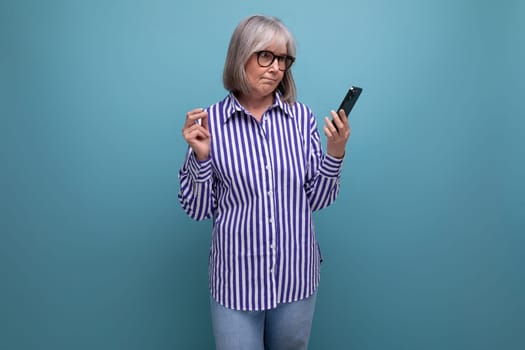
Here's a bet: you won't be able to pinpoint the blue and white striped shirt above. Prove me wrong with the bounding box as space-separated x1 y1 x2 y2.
178 92 344 311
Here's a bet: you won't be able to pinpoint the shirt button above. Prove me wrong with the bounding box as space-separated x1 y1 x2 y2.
268 191 273 196
269 218 273 224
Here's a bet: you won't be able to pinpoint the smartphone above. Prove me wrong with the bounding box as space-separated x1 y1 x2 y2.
333 86 362 130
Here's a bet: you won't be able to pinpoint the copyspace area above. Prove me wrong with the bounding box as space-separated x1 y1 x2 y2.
1 1 523 349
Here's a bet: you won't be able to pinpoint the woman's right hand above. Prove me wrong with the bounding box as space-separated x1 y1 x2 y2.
182 108 210 161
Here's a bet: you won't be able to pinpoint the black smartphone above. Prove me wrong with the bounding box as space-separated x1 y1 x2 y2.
333 86 362 130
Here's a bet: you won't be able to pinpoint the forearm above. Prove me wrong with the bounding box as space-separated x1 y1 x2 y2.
306 154 344 211
178 149 214 220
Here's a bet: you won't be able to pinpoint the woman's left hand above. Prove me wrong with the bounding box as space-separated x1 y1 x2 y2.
324 109 351 159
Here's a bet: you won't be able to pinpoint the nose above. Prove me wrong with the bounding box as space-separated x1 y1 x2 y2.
269 57 280 71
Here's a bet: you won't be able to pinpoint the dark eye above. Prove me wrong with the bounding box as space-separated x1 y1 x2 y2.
259 51 272 59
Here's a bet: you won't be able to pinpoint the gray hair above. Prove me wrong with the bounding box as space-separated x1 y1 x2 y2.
223 15 297 103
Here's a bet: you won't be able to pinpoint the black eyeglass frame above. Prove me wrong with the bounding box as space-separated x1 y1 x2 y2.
254 50 296 71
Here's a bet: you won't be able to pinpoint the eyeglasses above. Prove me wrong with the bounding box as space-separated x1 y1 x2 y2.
255 50 295 71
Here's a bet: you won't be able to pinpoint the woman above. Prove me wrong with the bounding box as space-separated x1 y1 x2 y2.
178 15 351 350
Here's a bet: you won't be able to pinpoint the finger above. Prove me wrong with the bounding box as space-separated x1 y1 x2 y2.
190 128 210 140
336 110 351 133
330 110 344 131
324 116 338 135
182 120 200 134
185 108 206 127
323 124 337 138
340 110 350 129
327 114 340 131
184 123 210 137
183 127 210 143
186 108 204 120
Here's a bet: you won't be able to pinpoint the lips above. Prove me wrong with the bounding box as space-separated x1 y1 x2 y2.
261 77 277 83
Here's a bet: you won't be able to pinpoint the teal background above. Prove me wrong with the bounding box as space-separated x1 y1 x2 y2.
1 0 523 349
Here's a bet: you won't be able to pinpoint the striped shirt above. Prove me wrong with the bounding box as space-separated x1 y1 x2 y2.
178 92 344 311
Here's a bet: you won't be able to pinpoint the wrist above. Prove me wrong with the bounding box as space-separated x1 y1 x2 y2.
328 152 345 159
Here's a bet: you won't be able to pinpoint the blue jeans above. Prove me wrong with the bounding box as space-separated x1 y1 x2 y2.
210 291 317 350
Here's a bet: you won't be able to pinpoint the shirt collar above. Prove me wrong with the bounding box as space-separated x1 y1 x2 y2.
224 91 293 123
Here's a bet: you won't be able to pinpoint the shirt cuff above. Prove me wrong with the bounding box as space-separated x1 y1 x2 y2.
320 154 344 177
186 151 213 182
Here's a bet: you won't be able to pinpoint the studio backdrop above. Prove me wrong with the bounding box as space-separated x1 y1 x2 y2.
1 0 523 349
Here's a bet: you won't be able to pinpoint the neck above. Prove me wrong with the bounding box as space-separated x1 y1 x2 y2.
236 92 274 121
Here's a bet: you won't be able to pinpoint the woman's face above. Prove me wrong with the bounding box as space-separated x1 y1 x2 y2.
243 41 287 100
